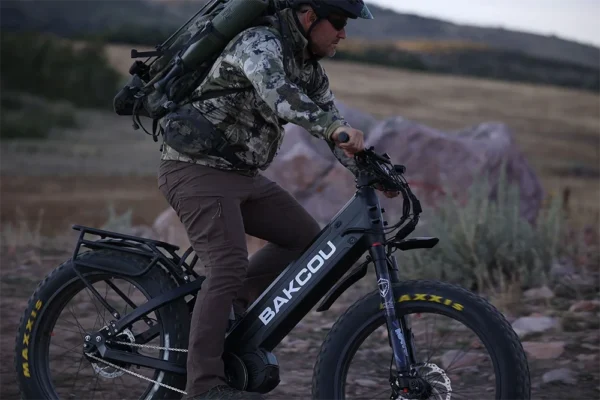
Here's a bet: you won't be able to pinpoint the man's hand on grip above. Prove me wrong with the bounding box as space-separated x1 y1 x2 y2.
332 127 364 158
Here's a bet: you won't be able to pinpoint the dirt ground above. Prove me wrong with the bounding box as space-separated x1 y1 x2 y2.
1 243 599 400
1 53 599 399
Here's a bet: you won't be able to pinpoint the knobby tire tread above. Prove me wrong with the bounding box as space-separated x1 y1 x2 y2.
14 249 190 400
311 280 531 400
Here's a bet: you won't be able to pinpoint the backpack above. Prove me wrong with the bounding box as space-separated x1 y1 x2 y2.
112 0 290 153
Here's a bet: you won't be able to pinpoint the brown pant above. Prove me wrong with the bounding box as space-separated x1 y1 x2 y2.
157 160 321 397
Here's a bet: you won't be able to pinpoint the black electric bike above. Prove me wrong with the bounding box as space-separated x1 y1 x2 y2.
15 139 530 400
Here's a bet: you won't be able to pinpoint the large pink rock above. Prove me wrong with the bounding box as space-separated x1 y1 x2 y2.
263 140 334 195
264 113 543 226
367 117 544 223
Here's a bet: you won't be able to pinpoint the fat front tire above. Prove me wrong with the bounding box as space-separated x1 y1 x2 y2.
14 250 190 400
312 280 530 400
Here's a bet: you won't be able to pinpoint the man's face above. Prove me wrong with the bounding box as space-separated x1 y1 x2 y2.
309 13 348 58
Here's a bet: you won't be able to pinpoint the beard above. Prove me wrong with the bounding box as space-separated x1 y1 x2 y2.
309 42 337 60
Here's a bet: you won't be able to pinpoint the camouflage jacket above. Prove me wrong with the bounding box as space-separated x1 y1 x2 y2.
160 8 358 176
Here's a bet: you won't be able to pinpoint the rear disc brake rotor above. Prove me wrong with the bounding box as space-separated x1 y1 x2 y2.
90 328 135 379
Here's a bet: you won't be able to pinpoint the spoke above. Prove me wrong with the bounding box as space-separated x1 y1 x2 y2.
70 353 86 394
85 287 108 328
100 280 109 329
344 312 498 400
44 275 170 399
424 318 456 366
67 304 87 337
90 367 101 400
444 340 482 373
369 387 391 399
50 341 82 353
51 323 86 336
52 354 87 381
49 342 84 365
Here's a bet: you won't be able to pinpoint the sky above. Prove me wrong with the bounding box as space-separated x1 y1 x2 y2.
367 0 600 47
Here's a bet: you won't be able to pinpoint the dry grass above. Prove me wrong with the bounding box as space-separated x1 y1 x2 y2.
337 38 490 53
3 43 598 233
0 208 44 252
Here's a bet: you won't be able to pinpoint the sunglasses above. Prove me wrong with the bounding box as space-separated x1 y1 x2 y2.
327 16 348 31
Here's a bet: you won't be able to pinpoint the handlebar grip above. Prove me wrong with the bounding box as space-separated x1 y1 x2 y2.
337 132 350 143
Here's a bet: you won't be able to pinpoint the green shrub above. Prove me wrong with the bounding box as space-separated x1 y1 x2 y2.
82 24 175 47
0 31 121 109
0 92 78 139
395 164 565 292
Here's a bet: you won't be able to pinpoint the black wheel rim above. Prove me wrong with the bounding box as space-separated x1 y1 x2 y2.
32 272 171 399
336 307 502 400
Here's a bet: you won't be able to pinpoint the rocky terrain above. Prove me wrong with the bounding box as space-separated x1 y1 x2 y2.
0 242 598 399
1 57 598 399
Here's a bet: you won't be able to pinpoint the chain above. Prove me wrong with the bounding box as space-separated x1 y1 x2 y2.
106 340 189 353
85 352 187 395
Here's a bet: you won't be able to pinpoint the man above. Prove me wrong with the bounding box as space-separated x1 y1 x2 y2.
158 1 392 398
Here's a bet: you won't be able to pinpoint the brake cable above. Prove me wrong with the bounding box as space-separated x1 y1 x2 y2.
343 148 419 238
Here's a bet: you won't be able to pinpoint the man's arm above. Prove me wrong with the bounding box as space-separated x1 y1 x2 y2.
308 63 361 176
228 30 345 142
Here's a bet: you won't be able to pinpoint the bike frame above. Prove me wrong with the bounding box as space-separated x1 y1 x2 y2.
71 175 427 377
223 183 413 372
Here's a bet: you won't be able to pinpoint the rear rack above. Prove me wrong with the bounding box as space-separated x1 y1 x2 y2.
70 224 199 280
68 224 201 324
72 224 180 250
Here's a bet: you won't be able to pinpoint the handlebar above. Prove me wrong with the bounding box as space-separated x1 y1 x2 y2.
337 131 350 143
336 131 406 189
335 130 423 244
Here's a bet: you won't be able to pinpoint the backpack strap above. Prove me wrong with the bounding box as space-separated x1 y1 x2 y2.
152 85 252 148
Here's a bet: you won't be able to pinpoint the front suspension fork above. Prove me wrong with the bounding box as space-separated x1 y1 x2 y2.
370 244 418 374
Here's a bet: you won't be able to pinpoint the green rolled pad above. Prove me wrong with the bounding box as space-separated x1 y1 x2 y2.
181 0 271 68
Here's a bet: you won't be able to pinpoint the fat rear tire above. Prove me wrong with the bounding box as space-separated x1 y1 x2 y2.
312 280 531 400
14 250 190 399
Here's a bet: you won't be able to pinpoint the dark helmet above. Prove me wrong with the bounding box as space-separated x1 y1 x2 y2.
291 0 374 20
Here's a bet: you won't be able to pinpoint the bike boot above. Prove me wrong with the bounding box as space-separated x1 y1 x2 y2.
190 385 265 399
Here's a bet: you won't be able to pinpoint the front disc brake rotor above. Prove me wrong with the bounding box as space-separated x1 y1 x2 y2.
396 363 452 400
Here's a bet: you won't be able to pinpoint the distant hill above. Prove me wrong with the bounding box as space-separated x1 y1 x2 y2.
2 0 598 69
1 0 598 91
153 0 600 69
0 0 180 35
347 5 600 69
333 39 599 92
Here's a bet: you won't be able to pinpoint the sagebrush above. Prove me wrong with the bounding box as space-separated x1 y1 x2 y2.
395 165 566 292
0 91 78 139
0 31 121 109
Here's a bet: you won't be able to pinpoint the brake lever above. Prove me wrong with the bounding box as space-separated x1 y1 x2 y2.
358 146 393 166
